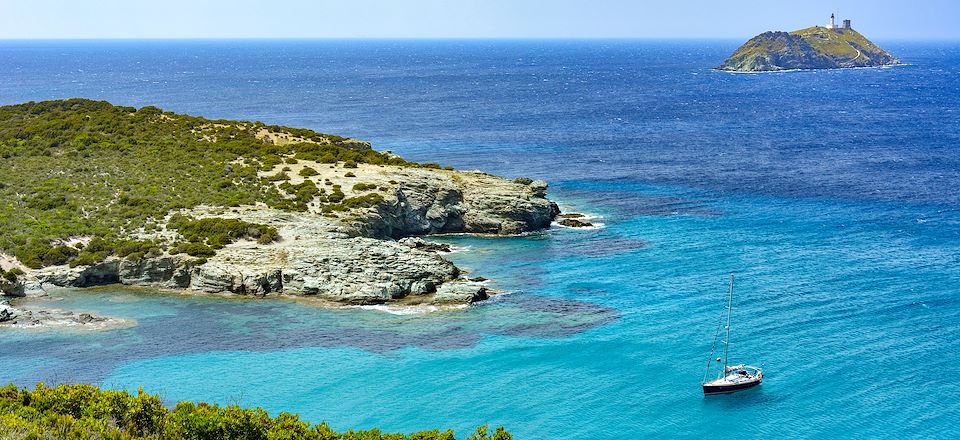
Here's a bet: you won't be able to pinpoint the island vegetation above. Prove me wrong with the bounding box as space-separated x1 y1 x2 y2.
718 22 899 72
0 383 512 440
0 99 449 269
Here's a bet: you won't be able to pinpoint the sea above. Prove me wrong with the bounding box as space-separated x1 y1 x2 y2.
1 39 959 439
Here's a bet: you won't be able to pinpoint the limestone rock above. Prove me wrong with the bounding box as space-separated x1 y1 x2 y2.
0 298 124 329
118 255 194 288
399 237 452 253
558 219 594 228
33 260 120 289
17 163 560 306
432 281 489 304
0 277 23 297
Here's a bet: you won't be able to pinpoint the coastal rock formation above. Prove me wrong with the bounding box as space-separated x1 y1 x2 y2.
353 169 559 237
399 237 453 253
0 298 128 329
0 100 561 308
0 277 23 297
17 163 559 305
719 25 899 72
433 282 489 304
558 218 594 228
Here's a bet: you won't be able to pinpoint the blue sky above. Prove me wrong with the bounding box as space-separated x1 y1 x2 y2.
1 0 957 40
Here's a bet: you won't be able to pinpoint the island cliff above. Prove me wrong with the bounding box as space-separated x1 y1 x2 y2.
718 19 900 72
0 99 561 318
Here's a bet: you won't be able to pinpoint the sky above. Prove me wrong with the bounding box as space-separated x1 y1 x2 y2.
1 0 957 40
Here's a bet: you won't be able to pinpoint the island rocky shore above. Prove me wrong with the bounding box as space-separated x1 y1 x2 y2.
718 23 899 72
1 163 561 311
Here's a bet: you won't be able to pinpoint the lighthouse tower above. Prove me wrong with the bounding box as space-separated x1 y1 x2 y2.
828 13 837 29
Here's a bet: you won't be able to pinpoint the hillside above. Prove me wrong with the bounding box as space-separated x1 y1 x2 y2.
0 99 560 307
718 26 900 72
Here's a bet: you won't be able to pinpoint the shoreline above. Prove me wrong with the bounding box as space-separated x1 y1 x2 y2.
714 62 907 74
2 211 596 331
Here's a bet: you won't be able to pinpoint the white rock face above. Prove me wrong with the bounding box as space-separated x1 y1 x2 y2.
14 164 558 305
334 166 559 237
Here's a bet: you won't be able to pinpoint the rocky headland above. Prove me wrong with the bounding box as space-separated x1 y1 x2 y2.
0 99 577 327
3 163 560 308
718 23 900 72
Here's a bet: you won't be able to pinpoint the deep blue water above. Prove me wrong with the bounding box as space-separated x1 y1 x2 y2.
2 40 960 438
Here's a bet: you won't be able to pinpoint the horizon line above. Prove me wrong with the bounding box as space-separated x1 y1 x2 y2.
0 36 954 42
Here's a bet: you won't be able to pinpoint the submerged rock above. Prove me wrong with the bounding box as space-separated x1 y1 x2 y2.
399 237 452 253
558 219 594 228
0 298 122 329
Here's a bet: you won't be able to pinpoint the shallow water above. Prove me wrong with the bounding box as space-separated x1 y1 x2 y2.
2 40 960 438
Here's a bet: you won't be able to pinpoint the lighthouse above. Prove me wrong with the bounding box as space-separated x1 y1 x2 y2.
828 13 837 29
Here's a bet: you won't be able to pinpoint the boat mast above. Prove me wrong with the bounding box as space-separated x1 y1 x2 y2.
723 273 734 374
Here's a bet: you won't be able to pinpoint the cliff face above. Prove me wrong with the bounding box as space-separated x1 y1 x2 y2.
14 164 559 305
719 26 900 72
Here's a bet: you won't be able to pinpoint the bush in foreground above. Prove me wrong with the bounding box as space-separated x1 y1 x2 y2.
0 383 512 440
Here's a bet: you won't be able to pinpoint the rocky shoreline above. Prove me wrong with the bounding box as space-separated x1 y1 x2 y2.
1 163 574 322
0 297 133 330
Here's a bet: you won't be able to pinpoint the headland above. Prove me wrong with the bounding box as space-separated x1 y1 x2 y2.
0 99 571 327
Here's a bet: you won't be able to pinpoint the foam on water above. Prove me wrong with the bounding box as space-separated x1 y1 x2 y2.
348 304 460 315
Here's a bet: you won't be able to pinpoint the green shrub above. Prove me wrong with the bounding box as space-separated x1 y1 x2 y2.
260 154 283 169
167 216 280 253
170 242 217 258
0 383 508 440
299 166 319 177
2 268 24 282
326 190 345 204
344 172 356 178
340 193 385 209
352 183 377 192
343 160 358 168
264 172 290 182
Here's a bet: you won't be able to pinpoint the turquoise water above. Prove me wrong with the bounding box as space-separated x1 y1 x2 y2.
6 185 958 437
2 40 960 438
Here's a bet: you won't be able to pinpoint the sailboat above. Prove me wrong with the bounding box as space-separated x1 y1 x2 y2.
702 273 763 395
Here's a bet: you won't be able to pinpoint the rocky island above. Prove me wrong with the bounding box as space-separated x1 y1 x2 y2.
0 99 563 325
718 15 900 72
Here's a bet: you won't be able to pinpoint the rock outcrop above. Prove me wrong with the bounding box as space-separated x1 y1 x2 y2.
0 277 23 297
350 168 559 238
719 26 900 72
1 298 130 329
558 218 594 228
15 163 560 306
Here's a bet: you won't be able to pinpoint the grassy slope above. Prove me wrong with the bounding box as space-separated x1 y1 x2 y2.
0 99 431 268
790 26 861 59
720 26 898 71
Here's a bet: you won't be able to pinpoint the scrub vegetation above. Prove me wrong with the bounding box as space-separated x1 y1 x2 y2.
0 383 512 440
0 99 443 268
